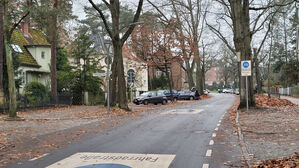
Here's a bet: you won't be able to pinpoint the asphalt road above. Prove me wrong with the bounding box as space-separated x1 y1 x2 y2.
9 93 236 168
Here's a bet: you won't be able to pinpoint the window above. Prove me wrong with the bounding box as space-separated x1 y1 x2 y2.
11 44 23 53
41 51 45 59
127 69 135 83
156 70 162 77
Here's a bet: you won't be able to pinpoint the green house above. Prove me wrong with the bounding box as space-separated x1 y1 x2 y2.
11 23 51 93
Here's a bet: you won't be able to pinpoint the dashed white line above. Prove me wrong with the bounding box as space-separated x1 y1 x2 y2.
202 163 209 168
209 140 214 145
217 123 220 126
212 133 216 137
206 149 212 157
215 127 219 131
29 153 49 161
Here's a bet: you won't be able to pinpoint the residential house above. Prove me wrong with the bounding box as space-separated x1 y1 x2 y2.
11 22 51 93
122 44 148 97
148 59 186 91
92 34 148 98
205 66 224 86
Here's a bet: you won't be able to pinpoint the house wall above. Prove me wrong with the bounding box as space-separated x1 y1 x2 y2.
171 61 185 91
18 46 51 93
27 46 51 73
18 66 51 93
123 57 148 97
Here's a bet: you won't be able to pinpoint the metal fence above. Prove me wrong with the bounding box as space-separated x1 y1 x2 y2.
0 93 72 113
279 87 295 96
262 86 299 98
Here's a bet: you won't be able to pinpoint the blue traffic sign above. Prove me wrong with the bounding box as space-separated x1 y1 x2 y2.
242 62 249 68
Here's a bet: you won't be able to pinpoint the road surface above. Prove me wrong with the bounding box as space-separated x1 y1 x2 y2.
8 93 236 168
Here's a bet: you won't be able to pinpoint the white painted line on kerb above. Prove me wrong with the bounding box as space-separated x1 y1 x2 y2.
209 140 214 145
212 133 216 137
215 127 219 131
206 149 212 157
217 123 220 126
202 163 209 168
29 153 49 161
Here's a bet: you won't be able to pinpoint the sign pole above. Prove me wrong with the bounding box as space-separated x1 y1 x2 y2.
241 60 251 112
246 76 248 111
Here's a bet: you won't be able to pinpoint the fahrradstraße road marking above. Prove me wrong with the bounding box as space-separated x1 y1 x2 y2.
46 152 175 168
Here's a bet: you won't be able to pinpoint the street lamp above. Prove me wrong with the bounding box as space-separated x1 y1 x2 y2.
104 40 112 113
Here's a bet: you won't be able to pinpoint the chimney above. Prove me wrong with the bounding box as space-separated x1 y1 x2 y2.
20 22 30 37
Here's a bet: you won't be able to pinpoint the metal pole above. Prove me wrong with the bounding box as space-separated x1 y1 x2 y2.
246 76 248 111
106 52 110 113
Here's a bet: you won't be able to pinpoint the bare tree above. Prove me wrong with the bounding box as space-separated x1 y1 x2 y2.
88 0 143 110
1 0 30 117
207 0 294 108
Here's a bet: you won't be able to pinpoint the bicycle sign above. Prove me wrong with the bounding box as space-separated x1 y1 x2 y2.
241 60 251 76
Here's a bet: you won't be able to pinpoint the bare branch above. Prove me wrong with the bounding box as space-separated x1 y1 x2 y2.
88 0 113 38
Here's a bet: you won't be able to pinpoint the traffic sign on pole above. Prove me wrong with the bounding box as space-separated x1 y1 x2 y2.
241 60 251 76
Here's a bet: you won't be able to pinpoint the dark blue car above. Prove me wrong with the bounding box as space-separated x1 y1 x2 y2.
158 89 179 101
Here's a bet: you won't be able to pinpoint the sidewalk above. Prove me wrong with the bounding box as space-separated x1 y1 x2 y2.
237 95 299 167
280 95 299 105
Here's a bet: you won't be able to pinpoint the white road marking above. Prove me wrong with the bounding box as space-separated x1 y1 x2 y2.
212 133 216 137
217 123 220 126
29 153 49 161
209 140 214 145
206 149 212 157
161 109 203 115
202 163 209 168
215 127 219 131
46 152 176 168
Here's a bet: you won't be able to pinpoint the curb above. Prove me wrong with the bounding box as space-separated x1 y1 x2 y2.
236 110 253 168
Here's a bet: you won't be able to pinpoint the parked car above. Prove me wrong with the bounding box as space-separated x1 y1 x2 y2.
223 88 233 93
133 91 168 105
203 89 209 95
159 89 179 101
178 90 200 100
234 88 240 95
218 89 223 93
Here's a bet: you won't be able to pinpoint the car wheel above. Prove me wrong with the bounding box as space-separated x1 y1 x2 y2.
190 96 194 100
135 102 140 105
162 99 167 105
143 100 148 105
173 97 177 101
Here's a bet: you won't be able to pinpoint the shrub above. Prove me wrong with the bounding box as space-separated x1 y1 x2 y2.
24 82 47 96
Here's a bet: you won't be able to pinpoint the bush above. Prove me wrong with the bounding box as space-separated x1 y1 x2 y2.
24 82 47 96
151 75 168 90
23 82 49 107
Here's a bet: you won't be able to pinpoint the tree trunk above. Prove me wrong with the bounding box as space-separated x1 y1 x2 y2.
185 61 194 89
109 51 118 106
165 61 173 101
4 39 17 117
3 0 17 117
51 0 58 104
253 48 262 93
115 42 128 110
0 2 3 93
230 0 255 108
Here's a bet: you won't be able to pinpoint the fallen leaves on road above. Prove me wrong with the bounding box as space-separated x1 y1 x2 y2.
255 94 296 108
252 152 299 168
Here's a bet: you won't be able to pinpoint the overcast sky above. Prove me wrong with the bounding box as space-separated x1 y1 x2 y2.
72 0 142 20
